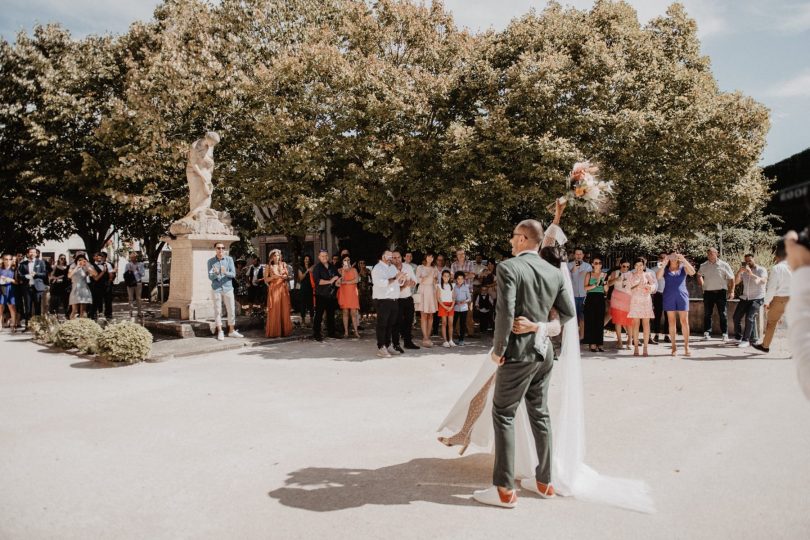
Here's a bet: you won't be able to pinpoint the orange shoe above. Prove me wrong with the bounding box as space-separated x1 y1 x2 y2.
520 478 556 498
472 486 517 508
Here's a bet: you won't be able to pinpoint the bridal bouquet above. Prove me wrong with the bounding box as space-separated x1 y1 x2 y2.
550 161 614 213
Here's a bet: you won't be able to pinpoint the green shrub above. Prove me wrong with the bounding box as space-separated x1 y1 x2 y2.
97 322 153 364
55 318 102 353
28 314 60 343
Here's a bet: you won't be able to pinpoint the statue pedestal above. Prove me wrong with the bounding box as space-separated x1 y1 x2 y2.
160 233 240 321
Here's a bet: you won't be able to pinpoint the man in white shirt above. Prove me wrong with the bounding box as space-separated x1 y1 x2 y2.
732 253 768 348
697 247 735 341
567 248 592 340
754 240 791 353
392 251 419 351
784 229 810 399
372 250 403 357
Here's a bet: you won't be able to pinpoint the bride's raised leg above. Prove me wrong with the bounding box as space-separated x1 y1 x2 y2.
438 373 496 455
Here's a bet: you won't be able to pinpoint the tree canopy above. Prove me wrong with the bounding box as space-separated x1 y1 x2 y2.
0 0 771 257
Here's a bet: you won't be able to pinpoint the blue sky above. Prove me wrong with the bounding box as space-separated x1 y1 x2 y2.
2 0 808 165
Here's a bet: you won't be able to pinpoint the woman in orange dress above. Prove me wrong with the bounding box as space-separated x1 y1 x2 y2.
337 255 361 338
264 249 293 338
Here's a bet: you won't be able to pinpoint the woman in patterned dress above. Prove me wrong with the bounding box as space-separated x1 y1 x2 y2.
628 257 657 357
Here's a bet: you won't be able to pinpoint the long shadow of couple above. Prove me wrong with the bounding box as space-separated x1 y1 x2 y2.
268 454 497 511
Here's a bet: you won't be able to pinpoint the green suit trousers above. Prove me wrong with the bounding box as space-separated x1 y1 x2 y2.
492 361 552 490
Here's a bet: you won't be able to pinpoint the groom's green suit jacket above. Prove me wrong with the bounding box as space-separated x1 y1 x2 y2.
492 251 575 369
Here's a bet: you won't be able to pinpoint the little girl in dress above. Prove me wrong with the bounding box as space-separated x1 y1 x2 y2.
436 269 455 347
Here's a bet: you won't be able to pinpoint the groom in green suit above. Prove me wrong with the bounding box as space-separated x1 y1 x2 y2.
473 219 575 508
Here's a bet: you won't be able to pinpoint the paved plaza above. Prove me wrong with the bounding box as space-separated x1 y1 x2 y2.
1 331 808 539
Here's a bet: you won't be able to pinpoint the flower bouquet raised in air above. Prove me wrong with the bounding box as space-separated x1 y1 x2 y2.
549 161 614 213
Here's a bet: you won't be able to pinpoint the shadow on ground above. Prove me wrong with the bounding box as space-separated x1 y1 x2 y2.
240 336 491 363
268 454 500 511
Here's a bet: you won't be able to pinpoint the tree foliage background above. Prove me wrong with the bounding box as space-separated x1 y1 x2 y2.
0 0 772 263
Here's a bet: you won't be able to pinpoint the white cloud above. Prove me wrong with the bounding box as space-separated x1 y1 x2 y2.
767 71 810 98
777 2 810 32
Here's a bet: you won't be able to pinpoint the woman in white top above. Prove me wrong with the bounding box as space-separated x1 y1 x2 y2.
416 253 438 347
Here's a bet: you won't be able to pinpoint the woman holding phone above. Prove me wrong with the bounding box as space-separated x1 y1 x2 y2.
582 256 608 352
607 259 633 349
68 253 96 319
628 257 657 356
337 255 361 339
657 250 696 356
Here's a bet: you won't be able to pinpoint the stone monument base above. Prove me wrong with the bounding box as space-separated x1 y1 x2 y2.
160 233 240 321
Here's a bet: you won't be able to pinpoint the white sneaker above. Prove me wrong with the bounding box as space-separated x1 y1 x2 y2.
519 478 556 499
737 341 750 348
377 347 392 358
387 345 400 355
472 486 516 508
230 330 244 338
216 331 224 341
449 341 457 347
721 334 729 342
703 332 711 340
442 341 451 348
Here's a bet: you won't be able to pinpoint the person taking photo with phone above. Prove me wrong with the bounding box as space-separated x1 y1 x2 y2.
657 251 696 356
732 253 768 348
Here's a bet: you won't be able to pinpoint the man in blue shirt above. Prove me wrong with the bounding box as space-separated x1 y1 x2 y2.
208 242 243 341
567 248 592 340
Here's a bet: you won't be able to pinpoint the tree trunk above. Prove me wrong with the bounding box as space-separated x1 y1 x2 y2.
142 230 165 303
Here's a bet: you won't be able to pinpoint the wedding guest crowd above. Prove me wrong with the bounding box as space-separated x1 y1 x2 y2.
4 229 796 364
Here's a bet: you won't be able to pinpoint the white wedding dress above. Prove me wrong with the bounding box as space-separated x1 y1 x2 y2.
437 225 655 513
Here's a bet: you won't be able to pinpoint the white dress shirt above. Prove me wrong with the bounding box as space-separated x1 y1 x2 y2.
371 261 399 300
765 260 791 305
398 264 416 299
787 267 810 400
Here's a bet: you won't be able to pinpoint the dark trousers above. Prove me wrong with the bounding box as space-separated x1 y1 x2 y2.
703 290 728 334
733 298 762 342
374 299 398 349
299 290 315 319
21 286 43 322
477 311 493 332
49 286 70 316
652 292 668 335
103 285 114 319
313 294 337 338
454 310 468 341
89 285 104 319
583 293 605 345
393 297 415 346
492 361 552 490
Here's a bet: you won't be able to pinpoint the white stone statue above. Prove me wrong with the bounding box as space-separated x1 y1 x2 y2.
169 130 235 236
186 131 219 216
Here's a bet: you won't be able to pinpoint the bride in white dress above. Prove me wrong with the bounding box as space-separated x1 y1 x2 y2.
437 201 654 513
